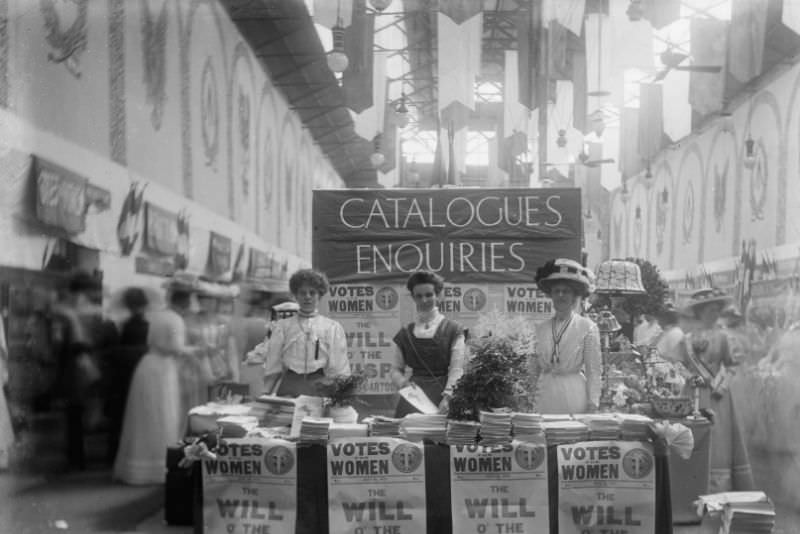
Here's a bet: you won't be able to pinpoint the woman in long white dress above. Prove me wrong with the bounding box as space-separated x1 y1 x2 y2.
113 309 185 485
533 258 601 414
0 318 13 469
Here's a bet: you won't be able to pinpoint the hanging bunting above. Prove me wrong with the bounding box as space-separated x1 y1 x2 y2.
437 10 483 130
516 4 541 111
642 0 680 30
571 28 587 132
638 83 666 162
618 106 642 179
728 0 768 84
439 0 482 24
446 121 457 185
501 50 530 175
543 0 586 36
662 68 691 142
342 0 374 113
377 83 397 173
350 51 387 141
688 17 727 116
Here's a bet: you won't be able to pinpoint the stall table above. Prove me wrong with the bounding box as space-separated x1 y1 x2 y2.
186 440 674 534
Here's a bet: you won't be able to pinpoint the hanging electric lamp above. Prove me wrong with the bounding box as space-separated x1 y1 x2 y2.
370 134 385 168
395 93 409 128
626 0 645 21
370 0 392 11
743 136 756 170
327 21 349 73
556 129 567 148
620 180 630 203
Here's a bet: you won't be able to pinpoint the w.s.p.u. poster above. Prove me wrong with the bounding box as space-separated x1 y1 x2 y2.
557 440 656 534
202 438 297 534
450 440 549 534
327 437 426 534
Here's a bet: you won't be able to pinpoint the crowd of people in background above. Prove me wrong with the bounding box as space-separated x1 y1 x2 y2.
1 259 782 496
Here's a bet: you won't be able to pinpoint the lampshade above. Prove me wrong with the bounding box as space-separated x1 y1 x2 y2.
595 309 622 333
370 0 392 11
594 259 646 295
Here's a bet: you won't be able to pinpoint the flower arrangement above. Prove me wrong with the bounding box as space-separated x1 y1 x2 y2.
448 309 538 421
315 370 368 407
609 345 691 415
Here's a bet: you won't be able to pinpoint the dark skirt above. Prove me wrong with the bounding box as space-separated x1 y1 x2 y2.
276 369 325 398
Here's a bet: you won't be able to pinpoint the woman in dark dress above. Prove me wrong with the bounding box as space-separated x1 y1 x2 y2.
391 271 466 417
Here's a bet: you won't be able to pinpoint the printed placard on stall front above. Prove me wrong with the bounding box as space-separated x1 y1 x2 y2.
450 440 549 534
557 440 656 534
202 438 297 534
327 437 426 534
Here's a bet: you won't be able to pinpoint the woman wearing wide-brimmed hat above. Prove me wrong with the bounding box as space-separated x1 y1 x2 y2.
533 258 601 414
679 287 754 492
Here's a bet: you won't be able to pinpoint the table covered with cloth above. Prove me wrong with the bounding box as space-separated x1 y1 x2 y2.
190 440 674 534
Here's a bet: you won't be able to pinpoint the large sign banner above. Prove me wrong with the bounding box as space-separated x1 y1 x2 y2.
202 438 297 534
327 437 427 534
450 440 550 534
313 188 582 284
557 440 656 534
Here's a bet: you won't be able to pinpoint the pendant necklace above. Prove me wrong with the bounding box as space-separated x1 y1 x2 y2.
551 314 574 365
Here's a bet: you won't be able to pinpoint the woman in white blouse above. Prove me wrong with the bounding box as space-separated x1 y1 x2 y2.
533 259 601 414
247 269 350 397
390 271 466 416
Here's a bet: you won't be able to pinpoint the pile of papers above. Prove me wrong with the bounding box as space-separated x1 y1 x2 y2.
541 420 589 445
217 415 260 438
400 413 447 443
695 492 775 533
576 413 621 440
446 420 480 445
364 416 402 437
252 395 298 428
298 416 332 442
511 412 544 442
188 402 255 435
329 423 369 440
479 410 512 446
618 413 653 441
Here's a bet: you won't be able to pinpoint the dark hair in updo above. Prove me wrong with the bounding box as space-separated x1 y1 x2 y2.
289 269 330 296
405 271 444 294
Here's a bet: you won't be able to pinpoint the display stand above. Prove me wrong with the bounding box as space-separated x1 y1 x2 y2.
668 416 711 525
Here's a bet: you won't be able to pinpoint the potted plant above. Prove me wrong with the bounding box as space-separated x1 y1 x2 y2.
315 370 367 423
448 310 538 421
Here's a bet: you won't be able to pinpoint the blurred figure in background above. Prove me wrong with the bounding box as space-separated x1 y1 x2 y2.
720 306 750 365
113 309 185 485
51 271 119 470
654 302 684 362
0 318 13 470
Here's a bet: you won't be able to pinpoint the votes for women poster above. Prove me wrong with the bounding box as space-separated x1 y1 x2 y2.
327 437 427 534
557 440 656 534
450 440 550 534
202 438 297 534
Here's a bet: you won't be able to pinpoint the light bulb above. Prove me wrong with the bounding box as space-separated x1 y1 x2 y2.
370 0 392 11
327 25 349 73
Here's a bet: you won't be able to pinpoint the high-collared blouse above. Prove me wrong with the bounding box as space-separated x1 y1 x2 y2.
248 314 350 378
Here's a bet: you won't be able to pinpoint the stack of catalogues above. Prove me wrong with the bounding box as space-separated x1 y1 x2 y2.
298 416 332 443
364 416 402 437
576 413 621 440
541 420 590 445
618 414 653 441
511 412 544 442
446 420 480 445
252 395 298 428
478 410 512 446
400 413 447 443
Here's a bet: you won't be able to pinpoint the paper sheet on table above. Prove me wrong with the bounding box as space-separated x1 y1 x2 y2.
398 383 439 414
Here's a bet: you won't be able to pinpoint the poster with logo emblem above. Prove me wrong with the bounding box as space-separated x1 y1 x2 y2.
556 440 655 534
450 440 549 534
202 438 297 534
327 437 426 534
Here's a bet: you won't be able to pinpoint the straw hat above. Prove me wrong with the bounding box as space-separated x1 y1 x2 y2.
682 288 732 317
534 258 595 297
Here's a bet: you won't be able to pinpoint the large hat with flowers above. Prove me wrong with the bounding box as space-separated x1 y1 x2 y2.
682 287 732 316
534 258 595 297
